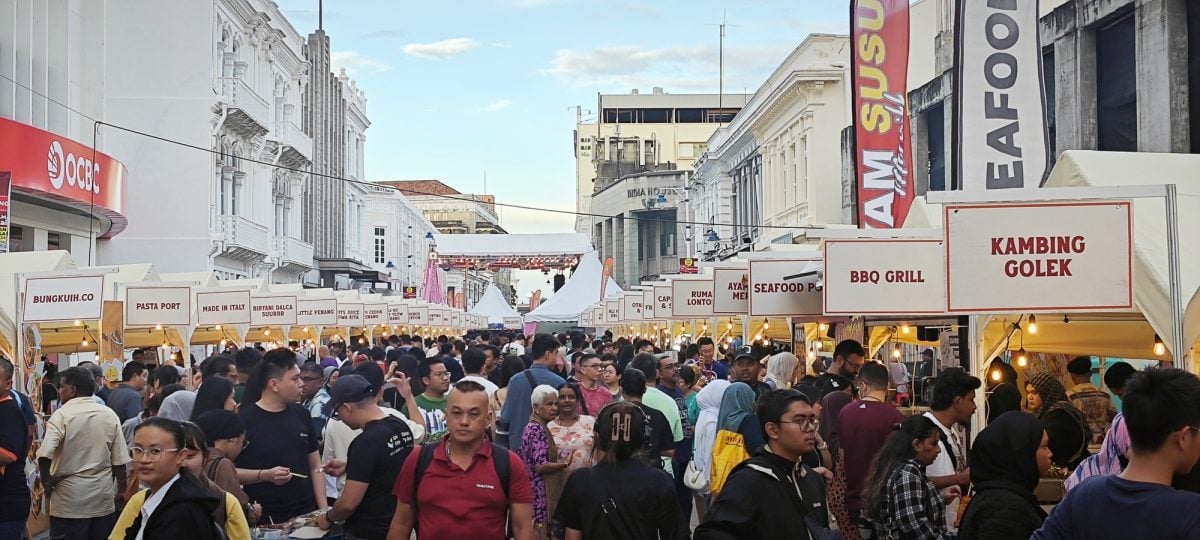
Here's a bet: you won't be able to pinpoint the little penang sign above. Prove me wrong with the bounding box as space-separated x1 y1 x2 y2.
296 299 337 326
749 259 822 317
945 201 1133 313
823 240 945 315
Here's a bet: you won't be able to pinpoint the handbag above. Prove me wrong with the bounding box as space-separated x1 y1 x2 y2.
683 459 709 492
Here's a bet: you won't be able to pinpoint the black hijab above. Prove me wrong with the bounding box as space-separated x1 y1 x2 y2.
970 411 1044 496
986 358 1022 423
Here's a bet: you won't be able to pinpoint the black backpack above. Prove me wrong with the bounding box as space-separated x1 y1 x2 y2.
411 442 512 528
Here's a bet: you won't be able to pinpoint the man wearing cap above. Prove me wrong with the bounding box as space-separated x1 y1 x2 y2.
1066 355 1116 445
731 352 770 399
318 374 417 539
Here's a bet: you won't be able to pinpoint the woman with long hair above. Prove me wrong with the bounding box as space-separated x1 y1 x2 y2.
863 415 957 540
110 418 228 539
548 383 596 472
555 402 687 539
958 412 1053 540
190 376 235 421
492 355 528 413
517 385 572 538
1026 373 1091 470
180 421 253 538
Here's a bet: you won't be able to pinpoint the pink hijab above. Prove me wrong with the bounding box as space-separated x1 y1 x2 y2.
1064 412 1130 492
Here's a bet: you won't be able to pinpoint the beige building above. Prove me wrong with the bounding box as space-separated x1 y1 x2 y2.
574 90 749 233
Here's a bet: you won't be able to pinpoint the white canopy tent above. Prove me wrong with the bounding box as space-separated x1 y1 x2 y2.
469 283 519 324
526 251 624 323
430 233 593 257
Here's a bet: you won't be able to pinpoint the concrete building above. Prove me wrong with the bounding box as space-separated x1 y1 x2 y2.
376 180 514 306
0 0 123 265
574 90 750 233
590 170 688 288
690 35 852 259
362 183 437 292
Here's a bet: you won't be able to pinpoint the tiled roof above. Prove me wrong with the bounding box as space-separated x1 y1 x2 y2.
375 179 461 196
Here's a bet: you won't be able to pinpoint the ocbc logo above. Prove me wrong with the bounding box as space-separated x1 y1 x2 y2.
47 140 102 195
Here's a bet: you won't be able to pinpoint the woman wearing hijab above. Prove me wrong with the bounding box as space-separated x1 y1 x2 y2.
958 412 1053 540
1064 413 1130 492
764 352 801 390
709 383 763 495
985 358 1022 424
1026 373 1091 470
691 380 731 492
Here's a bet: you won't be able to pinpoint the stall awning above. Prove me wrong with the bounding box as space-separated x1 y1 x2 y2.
431 233 593 257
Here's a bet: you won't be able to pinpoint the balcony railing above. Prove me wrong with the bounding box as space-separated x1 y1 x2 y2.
274 119 313 163
217 77 271 136
275 235 315 271
217 215 270 262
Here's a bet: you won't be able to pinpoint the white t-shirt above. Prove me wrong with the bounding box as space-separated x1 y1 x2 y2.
457 375 499 397
923 411 966 532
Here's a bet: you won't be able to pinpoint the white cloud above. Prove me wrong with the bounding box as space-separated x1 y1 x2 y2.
402 38 480 60
542 43 792 91
330 51 393 75
479 99 512 113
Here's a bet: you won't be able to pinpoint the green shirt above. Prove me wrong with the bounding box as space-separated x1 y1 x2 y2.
409 392 449 441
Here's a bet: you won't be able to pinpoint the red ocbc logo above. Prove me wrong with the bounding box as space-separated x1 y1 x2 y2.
47 140 102 195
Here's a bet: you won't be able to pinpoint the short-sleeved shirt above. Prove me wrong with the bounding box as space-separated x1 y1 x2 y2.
635 403 675 470
393 439 534 539
577 382 613 417
36 396 131 518
693 360 728 383
343 416 415 538
409 393 449 442
642 387 684 443
106 383 143 423
236 403 319 523
1033 476 1200 540
838 399 905 512
555 459 683 539
0 394 31 522
923 411 967 532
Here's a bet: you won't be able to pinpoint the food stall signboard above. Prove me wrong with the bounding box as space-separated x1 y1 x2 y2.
712 268 749 315
22 275 105 323
296 299 337 326
387 303 410 325
250 295 297 326
823 240 946 315
196 290 251 325
671 279 715 318
749 260 822 317
124 286 191 326
336 302 364 326
622 292 644 321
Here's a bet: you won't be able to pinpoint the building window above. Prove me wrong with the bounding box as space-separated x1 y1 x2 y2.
926 102 946 191
1096 11 1137 152
1043 48 1057 160
374 227 386 264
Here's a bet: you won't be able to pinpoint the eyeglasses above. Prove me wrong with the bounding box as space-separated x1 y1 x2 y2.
130 447 182 462
432 372 451 379
777 417 820 431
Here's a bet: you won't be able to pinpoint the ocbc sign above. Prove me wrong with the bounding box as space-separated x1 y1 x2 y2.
47 140 102 195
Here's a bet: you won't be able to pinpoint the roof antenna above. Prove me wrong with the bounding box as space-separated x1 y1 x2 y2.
318 0 324 31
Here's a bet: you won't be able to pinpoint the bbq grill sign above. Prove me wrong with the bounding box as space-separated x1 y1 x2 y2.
296 299 337 326
196 290 252 325
824 240 946 315
944 202 1134 313
713 268 750 314
954 0 1049 190
749 260 823 316
671 279 715 318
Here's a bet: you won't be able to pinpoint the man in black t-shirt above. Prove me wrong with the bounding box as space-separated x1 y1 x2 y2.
0 358 31 535
620 370 674 469
316 375 415 537
235 350 327 523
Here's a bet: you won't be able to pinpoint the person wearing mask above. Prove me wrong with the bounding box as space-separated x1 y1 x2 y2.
1026 373 1091 471
838 361 906 530
764 352 801 390
620 370 676 469
571 353 612 416
920 367 980 533
730 353 770 399
458 347 500 397
389 380 535 540
864 415 958 540
189 376 236 421
410 357 451 442
694 337 728 382
958 412 1053 540
985 358 1022 423
0 358 31 537
548 383 595 473
177 422 253 539
499 334 567 451
629 354 685 473
194 410 260 524
234 349 326 523
315 375 417 538
555 401 687 539
107 362 147 423
1065 356 1117 446
696 389 832 540
38 366 130 539
1034 368 1200 539
110 418 225 539
518 385 572 538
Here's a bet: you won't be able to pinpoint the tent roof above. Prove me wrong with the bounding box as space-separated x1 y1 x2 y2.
469 283 518 324
431 233 593 257
526 252 624 323
0 251 77 356
159 272 220 288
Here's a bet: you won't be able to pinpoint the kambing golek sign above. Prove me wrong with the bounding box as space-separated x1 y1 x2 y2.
944 201 1133 313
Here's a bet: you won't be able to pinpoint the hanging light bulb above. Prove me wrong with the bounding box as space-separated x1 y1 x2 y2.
818 322 828 333
220 339 228 348
358 337 366 345
727 320 734 331
264 328 270 337
1153 334 1166 356
892 344 902 358
807 349 816 361
215 324 222 330
303 327 310 334
814 340 823 351
901 324 911 335
754 333 762 342
762 319 770 331
161 341 170 350
74 319 82 327
1016 348 1028 367
80 337 88 347
991 369 1002 382
1027 315 1038 334
154 323 162 331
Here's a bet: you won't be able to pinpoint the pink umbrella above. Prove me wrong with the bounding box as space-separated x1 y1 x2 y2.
422 259 445 305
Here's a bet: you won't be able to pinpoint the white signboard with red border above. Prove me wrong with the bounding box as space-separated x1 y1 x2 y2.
363 303 388 326
653 286 672 318
605 299 620 323
250 295 298 326
197 290 252 325
124 286 191 327
622 292 644 321
296 298 337 326
642 289 656 319
336 302 365 326
749 259 822 317
944 201 1134 313
388 303 409 325
823 240 946 315
409 306 429 326
22 274 105 323
671 279 714 318
712 268 749 315
429 309 445 327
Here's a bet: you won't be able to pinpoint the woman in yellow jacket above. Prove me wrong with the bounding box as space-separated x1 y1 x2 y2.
110 419 251 540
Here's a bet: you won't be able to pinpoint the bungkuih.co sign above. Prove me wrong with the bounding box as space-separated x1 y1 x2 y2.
749 259 822 317
22 274 106 323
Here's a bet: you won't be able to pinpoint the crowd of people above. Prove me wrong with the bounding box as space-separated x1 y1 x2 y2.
2 330 1199 540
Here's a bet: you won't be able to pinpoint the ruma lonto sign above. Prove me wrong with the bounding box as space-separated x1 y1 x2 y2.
823 240 945 315
749 260 822 317
671 279 714 318
944 201 1133 313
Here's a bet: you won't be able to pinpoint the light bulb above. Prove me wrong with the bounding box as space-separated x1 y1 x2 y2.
818 322 828 333
220 339 228 348
807 350 816 360
264 329 270 336
991 369 1001 382
814 340 823 350
80 338 88 347
762 319 770 331
162 341 170 350
901 324 911 335
1153 334 1166 356
215 325 222 330
1027 315 1038 334
727 321 734 331
303 327 310 333
74 319 82 327
892 345 902 358
155 323 162 331
1016 348 1028 367
754 333 762 341
359 338 366 345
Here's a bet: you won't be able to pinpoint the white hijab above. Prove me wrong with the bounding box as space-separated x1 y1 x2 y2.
692 379 732 477
765 352 800 389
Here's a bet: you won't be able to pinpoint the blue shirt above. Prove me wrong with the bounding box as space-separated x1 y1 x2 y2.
1033 475 1200 540
498 364 564 451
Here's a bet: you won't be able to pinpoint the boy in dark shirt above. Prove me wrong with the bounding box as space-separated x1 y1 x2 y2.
1034 368 1200 540
0 358 31 536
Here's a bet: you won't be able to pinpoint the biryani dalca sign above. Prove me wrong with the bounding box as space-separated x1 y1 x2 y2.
749 259 822 317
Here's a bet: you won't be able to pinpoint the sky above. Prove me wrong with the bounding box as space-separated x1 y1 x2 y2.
275 0 848 298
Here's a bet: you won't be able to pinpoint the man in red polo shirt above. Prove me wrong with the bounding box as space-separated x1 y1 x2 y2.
388 380 534 540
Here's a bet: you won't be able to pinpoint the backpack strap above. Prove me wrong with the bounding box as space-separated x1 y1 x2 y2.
522 369 538 391
491 443 511 501
936 427 959 471
410 443 439 531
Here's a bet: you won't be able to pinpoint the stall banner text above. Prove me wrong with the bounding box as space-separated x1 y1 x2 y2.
823 240 946 315
251 295 298 326
642 289 656 319
672 279 715 318
749 260 823 317
712 268 750 314
409 306 429 326
124 286 191 327
196 290 252 325
296 299 337 326
364 303 388 326
623 293 645 321
22 274 106 323
336 303 365 326
388 303 410 325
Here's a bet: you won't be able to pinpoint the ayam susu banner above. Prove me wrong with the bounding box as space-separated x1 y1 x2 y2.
852 0 914 229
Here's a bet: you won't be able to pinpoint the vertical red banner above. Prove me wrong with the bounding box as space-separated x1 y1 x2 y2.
0 172 10 253
852 0 913 229
600 257 614 299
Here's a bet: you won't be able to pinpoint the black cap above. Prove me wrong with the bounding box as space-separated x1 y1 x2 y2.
194 410 245 446
1067 356 1093 375
329 375 375 409
733 352 758 365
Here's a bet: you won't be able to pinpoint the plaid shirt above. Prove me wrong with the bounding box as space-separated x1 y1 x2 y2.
880 459 949 540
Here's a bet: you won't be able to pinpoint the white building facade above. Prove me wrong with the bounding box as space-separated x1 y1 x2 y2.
362 184 436 291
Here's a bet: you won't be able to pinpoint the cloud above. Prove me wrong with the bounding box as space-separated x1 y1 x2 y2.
491 42 513 48
402 38 480 60
479 99 512 113
542 43 792 91
360 29 402 39
331 51 393 75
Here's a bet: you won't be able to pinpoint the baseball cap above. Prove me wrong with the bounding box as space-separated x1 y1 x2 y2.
733 352 758 365
328 374 375 410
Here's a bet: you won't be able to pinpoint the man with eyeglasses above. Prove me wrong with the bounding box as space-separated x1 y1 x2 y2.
654 352 698 522
37 366 130 539
696 389 832 540
572 353 612 416
409 357 451 442
300 362 332 441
